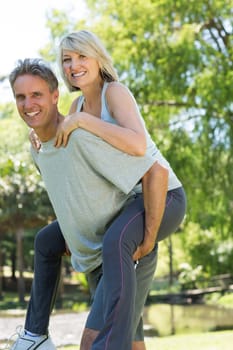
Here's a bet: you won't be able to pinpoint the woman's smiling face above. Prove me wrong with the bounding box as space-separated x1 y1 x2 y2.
62 50 101 89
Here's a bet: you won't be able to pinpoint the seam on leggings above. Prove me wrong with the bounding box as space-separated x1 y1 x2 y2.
166 192 174 208
104 209 144 350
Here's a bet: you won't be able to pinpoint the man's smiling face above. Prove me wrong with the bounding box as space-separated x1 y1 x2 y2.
13 74 59 137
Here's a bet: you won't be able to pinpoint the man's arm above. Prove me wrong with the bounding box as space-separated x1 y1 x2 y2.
133 162 169 261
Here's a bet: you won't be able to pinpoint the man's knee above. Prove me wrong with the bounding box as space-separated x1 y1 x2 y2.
34 228 49 253
34 222 65 256
34 226 59 256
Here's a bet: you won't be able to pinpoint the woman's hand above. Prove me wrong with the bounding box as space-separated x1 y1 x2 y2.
54 114 80 147
29 129 41 151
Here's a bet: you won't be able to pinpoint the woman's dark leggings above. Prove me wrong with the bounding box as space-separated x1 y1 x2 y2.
25 187 186 350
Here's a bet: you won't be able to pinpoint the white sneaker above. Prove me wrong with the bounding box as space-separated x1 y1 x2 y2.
6 326 56 350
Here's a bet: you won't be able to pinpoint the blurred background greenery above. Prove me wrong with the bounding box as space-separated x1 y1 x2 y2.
0 0 232 348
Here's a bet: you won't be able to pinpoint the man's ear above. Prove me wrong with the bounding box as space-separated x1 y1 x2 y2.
53 89 59 104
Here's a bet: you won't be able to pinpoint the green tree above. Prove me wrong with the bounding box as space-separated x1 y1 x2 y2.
0 113 54 302
83 0 233 232
39 0 232 276
0 154 55 302
1 0 231 289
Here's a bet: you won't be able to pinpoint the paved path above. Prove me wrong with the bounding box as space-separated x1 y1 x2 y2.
0 311 88 349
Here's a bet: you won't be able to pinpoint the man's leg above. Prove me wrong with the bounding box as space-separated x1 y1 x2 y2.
80 329 98 350
132 342 146 350
25 220 66 334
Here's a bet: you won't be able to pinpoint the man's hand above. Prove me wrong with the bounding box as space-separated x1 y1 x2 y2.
133 162 169 262
132 235 155 261
29 129 41 151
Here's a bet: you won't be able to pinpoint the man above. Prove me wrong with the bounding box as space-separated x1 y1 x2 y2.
8 58 186 350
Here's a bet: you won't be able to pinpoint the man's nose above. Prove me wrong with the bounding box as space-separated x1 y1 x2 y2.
24 97 33 108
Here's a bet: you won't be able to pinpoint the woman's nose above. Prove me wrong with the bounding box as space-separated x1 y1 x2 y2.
70 57 81 69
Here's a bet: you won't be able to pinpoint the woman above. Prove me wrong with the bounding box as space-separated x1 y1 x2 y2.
29 30 186 350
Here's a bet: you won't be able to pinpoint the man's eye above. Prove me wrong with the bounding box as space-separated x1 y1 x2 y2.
16 95 25 102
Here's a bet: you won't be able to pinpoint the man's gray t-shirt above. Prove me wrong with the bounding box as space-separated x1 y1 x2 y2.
31 129 158 273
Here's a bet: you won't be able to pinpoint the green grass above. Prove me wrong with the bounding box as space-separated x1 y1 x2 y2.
146 331 233 350
57 331 233 350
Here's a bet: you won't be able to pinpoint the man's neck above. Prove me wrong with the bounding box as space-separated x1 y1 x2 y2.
35 113 64 142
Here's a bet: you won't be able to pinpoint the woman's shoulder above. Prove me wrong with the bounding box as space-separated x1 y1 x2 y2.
105 81 131 100
105 81 127 91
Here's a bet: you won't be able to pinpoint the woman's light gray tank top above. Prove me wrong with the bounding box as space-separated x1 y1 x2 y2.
77 82 182 191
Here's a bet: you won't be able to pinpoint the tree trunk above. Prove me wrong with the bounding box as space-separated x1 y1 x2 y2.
168 235 173 287
11 247 16 280
168 235 175 335
16 227 25 303
0 246 3 299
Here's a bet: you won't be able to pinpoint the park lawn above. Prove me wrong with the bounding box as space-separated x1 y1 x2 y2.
58 330 233 350
145 330 233 350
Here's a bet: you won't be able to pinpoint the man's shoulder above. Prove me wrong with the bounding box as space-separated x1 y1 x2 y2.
70 129 103 144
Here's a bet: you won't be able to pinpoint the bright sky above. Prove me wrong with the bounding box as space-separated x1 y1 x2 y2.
0 0 86 103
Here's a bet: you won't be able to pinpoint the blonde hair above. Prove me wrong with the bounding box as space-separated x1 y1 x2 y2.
58 30 119 91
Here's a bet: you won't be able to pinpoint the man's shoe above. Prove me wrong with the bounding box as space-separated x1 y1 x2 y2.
6 327 56 350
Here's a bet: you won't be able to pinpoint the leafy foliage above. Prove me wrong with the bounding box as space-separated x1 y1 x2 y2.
0 154 54 230
75 0 233 274
1 0 232 281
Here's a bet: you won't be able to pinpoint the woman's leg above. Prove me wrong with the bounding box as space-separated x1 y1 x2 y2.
25 220 66 335
157 187 186 242
83 250 158 350
132 245 158 339
91 195 147 350
84 188 186 350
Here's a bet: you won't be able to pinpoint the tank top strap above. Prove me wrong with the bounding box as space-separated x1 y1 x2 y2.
101 82 109 110
76 95 85 112
76 82 109 113
101 81 117 124
101 81 109 100
76 82 115 124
